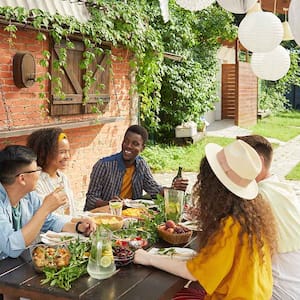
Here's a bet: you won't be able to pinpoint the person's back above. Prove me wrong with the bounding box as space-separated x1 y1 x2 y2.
238 134 300 299
134 140 277 299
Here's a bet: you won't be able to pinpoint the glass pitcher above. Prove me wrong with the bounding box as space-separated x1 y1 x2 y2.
87 227 116 280
164 188 184 223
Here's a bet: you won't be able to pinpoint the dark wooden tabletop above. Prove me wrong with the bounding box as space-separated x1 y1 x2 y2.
0 237 197 300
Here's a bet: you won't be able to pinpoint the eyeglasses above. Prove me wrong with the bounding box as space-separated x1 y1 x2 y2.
15 166 42 177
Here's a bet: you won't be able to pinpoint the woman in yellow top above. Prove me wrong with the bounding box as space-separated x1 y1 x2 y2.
134 140 278 299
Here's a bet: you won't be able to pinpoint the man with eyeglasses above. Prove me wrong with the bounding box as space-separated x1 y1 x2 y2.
0 145 96 260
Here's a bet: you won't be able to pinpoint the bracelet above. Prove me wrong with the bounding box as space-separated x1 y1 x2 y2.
75 221 84 234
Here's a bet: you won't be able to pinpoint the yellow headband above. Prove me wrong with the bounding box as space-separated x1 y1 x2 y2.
58 132 67 142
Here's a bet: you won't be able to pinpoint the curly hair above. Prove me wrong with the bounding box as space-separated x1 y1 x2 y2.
27 127 63 169
192 156 277 261
125 125 148 144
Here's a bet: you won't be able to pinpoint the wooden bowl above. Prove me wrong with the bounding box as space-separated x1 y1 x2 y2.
91 214 124 231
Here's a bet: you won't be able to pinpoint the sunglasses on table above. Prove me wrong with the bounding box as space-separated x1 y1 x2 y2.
15 166 42 177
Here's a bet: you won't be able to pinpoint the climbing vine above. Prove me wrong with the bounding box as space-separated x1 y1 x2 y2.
0 0 238 137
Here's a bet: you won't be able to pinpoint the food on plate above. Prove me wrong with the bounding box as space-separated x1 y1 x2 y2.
31 245 71 271
148 247 197 261
92 214 124 230
113 246 134 267
157 221 192 245
113 228 150 249
159 220 191 234
122 208 150 219
124 199 156 209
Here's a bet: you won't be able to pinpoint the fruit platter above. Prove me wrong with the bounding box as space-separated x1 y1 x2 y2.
157 220 192 245
113 246 134 267
112 228 150 250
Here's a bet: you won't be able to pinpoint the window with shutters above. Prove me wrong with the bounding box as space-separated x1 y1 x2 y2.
50 39 111 116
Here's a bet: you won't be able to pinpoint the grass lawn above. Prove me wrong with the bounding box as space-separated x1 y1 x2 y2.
143 111 300 178
249 110 300 142
142 136 233 172
285 162 300 180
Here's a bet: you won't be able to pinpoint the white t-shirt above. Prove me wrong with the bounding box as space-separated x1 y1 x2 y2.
36 170 75 217
259 175 300 299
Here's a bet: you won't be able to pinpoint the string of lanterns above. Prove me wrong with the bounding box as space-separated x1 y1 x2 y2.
159 0 298 81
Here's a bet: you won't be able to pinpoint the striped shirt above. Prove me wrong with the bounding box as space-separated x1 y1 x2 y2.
84 152 162 211
35 170 75 216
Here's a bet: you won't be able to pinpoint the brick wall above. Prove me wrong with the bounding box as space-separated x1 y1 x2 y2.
0 26 133 211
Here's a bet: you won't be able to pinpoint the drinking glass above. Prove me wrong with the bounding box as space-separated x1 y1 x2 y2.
109 199 123 216
164 188 184 223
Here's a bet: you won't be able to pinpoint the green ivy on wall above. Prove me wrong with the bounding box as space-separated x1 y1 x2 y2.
0 0 237 138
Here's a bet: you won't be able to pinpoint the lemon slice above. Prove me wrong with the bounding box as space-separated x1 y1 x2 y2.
100 255 112 268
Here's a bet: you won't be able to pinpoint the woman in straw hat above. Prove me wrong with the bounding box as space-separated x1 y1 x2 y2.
134 140 278 299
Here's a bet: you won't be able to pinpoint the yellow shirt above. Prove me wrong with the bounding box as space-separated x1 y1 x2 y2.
120 165 135 199
186 216 273 300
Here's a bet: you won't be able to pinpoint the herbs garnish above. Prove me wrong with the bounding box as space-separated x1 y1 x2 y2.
40 238 91 291
157 248 177 256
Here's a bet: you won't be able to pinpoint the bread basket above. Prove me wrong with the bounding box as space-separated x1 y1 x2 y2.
157 226 192 245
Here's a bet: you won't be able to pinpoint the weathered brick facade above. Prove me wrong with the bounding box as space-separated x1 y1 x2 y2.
0 26 134 211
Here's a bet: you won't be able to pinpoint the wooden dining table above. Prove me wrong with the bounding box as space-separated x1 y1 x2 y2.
0 216 197 300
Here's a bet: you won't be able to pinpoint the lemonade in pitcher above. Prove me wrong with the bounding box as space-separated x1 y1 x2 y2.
87 228 116 280
164 189 184 223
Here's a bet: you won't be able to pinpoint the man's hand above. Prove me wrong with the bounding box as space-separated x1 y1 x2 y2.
173 178 189 192
76 218 96 237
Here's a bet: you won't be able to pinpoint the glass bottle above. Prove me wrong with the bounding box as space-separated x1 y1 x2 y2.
87 227 116 280
172 166 182 186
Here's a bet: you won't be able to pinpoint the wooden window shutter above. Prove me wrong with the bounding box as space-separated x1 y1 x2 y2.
50 39 110 116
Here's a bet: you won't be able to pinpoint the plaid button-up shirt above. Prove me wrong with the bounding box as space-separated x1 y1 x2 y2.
84 152 162 211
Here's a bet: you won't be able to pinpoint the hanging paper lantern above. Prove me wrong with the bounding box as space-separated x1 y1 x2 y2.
289 0 300 46
238 11 283 53
282 21 294 41
282 7 293 41
159 0 170 23
217 0 256 14
251 46 290 81
175 0 215 11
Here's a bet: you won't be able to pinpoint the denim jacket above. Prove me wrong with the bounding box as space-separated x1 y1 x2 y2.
0 183 67 260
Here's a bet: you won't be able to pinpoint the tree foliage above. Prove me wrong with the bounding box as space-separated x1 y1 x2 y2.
259 41 300 113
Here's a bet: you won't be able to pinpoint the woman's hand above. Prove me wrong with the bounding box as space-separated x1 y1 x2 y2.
133 249 152 266
42 186 68 214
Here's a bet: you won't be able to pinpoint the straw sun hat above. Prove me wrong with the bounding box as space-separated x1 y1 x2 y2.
205 140 262 200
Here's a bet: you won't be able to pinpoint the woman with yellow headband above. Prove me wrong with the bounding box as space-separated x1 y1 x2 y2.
27 127 75 217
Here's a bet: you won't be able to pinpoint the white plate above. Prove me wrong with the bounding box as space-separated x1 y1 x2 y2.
40 231 88 245
179 221 200 231
148 247 196 261
124 199 157 209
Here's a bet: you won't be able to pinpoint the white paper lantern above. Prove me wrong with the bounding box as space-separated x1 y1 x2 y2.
289 0 300 46
159 0 170 23
238 11 283 53
217 0 256 14
251 46 290 81
176 0 215 11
